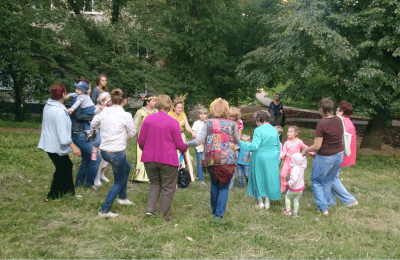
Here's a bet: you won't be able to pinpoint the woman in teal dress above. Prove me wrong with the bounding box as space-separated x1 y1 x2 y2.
239 110 281 209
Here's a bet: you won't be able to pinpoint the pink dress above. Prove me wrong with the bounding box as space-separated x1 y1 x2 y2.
279 138 314 192
341 117 357 167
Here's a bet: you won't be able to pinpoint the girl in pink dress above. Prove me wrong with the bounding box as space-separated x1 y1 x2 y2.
279 126 315 192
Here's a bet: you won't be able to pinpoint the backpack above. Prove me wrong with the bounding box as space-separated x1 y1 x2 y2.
177 154 191 189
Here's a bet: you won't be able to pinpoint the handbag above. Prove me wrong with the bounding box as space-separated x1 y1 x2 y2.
338 116 352 157
177 154 191 189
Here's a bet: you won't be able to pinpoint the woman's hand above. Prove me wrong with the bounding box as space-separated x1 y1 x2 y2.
69 143 81 156
301 150 307 156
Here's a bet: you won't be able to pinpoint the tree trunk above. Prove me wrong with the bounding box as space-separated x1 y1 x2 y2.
111 0 120 24
360 112 387 150
13 77 22 122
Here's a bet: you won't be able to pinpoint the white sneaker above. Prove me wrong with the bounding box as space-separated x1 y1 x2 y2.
265 203 270 209
94 181 102 187
101 176 110 182
98 211 119 218
346 200 358 207
258 203 264 209
75 195 82 198
117 199 134 205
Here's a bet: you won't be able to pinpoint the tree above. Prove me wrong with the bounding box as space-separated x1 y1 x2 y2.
0 0 62 121
124 0 274 108
237 0 400 150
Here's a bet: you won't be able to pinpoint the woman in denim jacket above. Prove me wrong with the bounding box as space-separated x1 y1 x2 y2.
38 83 81 202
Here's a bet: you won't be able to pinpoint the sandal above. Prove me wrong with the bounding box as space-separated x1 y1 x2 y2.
44 198 49 202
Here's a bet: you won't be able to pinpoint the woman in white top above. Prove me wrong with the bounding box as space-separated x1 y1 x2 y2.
91 89 137 218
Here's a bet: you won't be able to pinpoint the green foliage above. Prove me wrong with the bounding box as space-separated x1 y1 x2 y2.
238 0 400 120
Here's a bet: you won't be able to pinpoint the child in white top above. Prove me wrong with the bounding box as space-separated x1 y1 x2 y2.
191 108 208 184
279 126 314 192
283 153 307 216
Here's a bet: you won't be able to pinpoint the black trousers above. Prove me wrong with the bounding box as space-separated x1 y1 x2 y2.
47 152 75 199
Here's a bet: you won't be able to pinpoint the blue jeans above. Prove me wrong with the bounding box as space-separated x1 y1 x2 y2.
195 150 204 182
72 133 101 187
330 178 356 206
93 129 101 147
311 153 343 211
80 106 95 131
237 164 249 187
100 150 131 213
208 167 230 219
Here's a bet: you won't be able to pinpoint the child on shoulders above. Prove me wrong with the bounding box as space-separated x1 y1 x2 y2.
283 153 307 216
280 126 314 193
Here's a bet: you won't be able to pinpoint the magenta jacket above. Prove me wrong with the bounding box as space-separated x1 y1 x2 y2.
137 111 187 167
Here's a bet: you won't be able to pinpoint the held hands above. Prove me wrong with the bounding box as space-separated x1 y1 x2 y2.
67 108 74 115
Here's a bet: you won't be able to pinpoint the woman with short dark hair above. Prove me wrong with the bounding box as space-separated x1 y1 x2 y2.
329 100 358 207
302 98 344 216
38 83 81 202
91 88 137 218
239 110 281 209
268 93 284 126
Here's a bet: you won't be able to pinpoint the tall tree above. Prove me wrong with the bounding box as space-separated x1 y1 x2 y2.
125 0 273 108
0 0 61 121
237 0 400 150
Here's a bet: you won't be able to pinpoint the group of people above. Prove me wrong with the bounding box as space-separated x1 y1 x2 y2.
38 78 358 220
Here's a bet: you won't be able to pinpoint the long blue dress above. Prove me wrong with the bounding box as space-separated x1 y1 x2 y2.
239 124 281 200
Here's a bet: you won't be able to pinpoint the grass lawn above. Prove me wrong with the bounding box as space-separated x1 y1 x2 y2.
1 125 400 259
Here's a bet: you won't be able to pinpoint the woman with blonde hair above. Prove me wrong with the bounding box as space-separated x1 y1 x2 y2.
186 98 241 220
168 94 195 181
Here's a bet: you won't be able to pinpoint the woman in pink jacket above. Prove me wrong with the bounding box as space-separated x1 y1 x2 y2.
137 95 187 222
329 100 358 207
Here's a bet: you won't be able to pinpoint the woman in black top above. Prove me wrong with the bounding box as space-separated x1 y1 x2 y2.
268 93 283 126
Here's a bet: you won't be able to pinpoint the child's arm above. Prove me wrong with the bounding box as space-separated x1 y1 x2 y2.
299 140 315 157
280 141 288 159
287 168 299 188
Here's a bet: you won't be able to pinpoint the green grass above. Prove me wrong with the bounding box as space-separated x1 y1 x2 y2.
1 127 400 258
0 120 42 129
